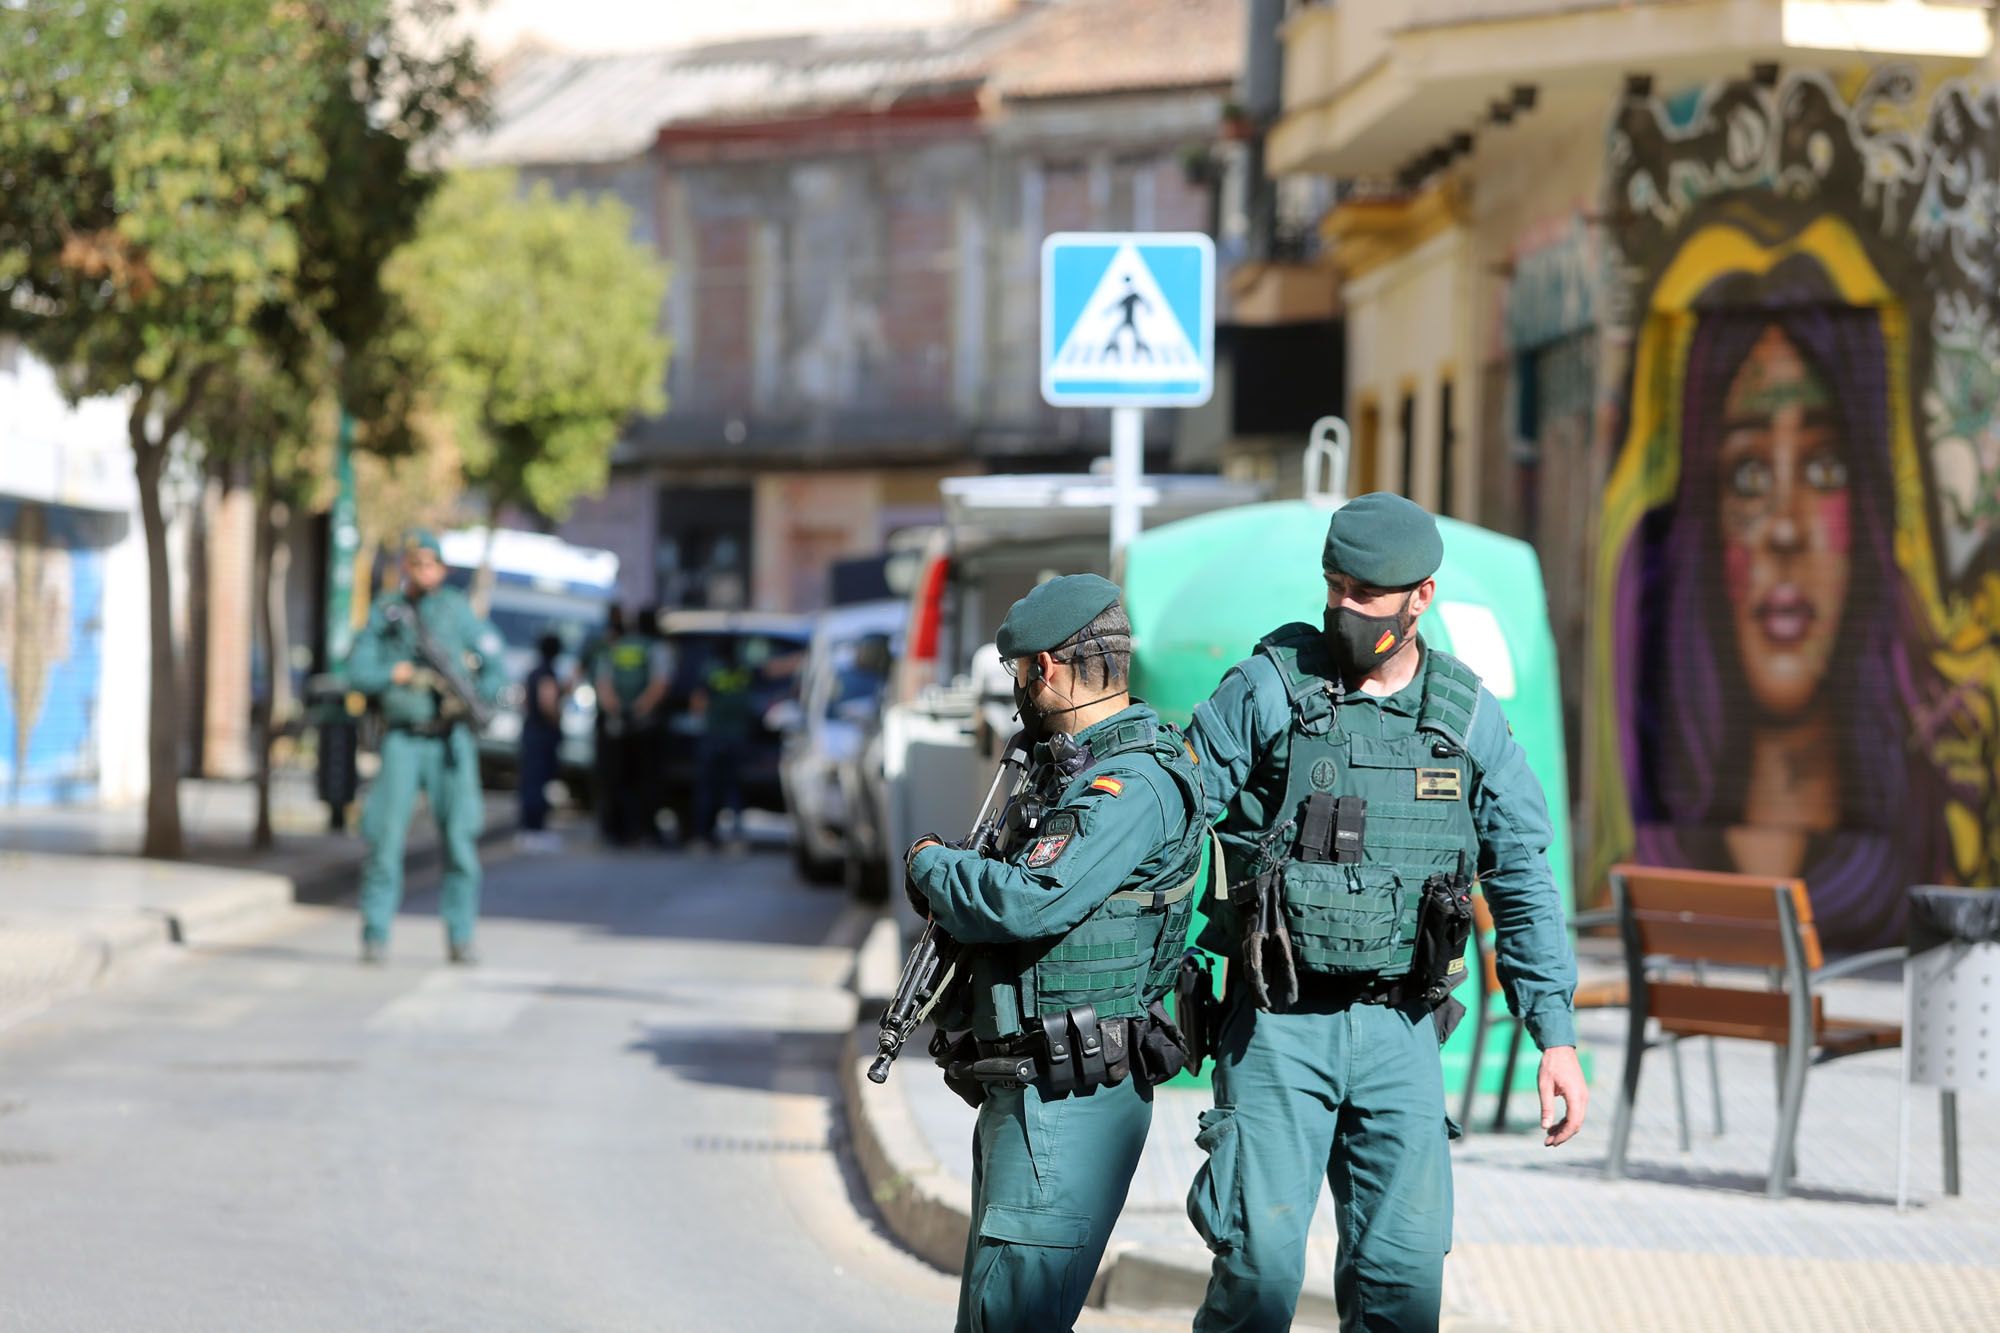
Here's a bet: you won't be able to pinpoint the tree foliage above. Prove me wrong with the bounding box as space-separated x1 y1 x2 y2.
0 0 483 857
385 169 672 520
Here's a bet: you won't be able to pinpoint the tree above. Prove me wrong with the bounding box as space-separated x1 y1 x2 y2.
0 1 481 856
384 169 672 576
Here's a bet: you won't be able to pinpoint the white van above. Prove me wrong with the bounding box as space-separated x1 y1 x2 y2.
867 471 1264 913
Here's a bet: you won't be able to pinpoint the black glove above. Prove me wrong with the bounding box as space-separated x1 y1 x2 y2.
904 834 946 917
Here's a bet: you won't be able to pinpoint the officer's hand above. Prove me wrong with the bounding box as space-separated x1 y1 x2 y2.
902 836 944 918
1538 1045 1588 1147
391 662 416 686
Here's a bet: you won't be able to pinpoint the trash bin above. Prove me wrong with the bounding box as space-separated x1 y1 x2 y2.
1897 885 2000 1208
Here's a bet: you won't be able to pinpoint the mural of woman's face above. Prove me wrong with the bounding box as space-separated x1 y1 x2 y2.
1717 325 1852 718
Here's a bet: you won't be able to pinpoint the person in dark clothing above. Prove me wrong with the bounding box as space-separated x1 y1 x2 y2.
691 638 754 849
589 606 626 843
598 605 668 846
517 633 566 850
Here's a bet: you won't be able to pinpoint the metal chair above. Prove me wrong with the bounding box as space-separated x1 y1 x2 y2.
1460 896 1721 1143
1603 864 1903 1199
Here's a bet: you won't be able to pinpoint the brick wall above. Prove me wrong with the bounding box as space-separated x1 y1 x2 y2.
693 214 753 412
880 199 955 409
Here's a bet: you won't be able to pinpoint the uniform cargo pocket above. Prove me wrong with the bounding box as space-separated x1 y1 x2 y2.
977 1203 1091 1248
1186 1106 1244 1255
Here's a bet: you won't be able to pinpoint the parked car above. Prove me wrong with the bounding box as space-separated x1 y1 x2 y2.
654 610 812 836
775 599 904 885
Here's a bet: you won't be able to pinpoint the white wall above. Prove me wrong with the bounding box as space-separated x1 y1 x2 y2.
0 342 151 806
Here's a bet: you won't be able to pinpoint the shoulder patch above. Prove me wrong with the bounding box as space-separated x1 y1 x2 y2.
1023 809 1079 870
1087 775 1125 797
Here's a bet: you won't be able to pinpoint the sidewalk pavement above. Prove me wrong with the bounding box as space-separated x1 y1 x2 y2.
843 917 2000 1331
0 770 518 1025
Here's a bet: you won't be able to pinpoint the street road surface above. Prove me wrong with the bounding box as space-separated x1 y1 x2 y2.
0 832 1177 1332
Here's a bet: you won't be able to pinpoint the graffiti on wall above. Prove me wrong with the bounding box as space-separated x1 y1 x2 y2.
0 500 104 805
1593 68 2000 949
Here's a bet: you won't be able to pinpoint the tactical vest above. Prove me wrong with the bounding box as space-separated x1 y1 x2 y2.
606 635 653 707
973 715 1208 1041
1223 624 1481 980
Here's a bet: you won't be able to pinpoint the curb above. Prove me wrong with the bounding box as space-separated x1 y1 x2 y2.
840 1018 976 1275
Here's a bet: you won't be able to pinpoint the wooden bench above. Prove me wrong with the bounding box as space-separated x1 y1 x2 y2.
1604 864 1903 1198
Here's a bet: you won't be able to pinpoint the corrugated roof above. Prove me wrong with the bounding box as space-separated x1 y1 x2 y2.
989 0 1244 101
456 19 1030 167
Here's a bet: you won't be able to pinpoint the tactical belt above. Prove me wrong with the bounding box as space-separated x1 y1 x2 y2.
389 720 461 739
1268 971 1418 1010
973 1011 1132 1096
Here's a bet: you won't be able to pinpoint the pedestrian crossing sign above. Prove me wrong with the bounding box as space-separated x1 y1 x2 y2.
1041 232 1215 408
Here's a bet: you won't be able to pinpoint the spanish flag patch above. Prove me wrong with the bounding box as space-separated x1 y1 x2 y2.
1088 775 1125 797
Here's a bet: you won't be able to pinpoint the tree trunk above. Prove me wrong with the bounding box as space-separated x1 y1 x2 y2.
132 408 185 860
184 462 212 776
250 456 276 850
471 517 500 619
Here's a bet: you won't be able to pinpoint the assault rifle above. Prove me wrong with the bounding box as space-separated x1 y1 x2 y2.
384 600 497 732
866 738 1033 1084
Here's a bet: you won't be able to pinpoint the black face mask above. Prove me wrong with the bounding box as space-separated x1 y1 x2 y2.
1323 594 1415 680
1012 675 1050 744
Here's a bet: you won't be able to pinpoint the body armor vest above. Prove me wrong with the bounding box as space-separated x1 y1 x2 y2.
972 715 1207 1041
606 635 654 707
1219 624 1482 980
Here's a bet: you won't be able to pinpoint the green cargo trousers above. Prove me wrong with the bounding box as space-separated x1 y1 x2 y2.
957 1074 1152 1333
359 726 484 948
1190 991 1454 1333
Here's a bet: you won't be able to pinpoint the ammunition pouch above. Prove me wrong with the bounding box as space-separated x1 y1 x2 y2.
961 1004 1143 1100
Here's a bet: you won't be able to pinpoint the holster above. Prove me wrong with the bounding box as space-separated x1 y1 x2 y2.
1173 951 1218 1076
929 1029 991 1109
1411 862 1475 1010
1133 997 1193 1086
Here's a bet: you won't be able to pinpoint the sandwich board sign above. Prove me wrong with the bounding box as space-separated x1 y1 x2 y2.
1040 232 1215 408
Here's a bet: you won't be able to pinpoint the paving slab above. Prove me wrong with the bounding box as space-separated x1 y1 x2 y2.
842 913 2000 1330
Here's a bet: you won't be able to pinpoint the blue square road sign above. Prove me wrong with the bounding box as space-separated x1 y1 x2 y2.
1041 232 1215 409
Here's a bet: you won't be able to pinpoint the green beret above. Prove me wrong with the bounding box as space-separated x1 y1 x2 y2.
402 528 442 557
996 573 1122 659
1322 492 1442 587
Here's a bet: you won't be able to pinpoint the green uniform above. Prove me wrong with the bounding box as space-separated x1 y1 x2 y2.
909 703 1203 1333
1186 634 1576 1332
346 585 505 949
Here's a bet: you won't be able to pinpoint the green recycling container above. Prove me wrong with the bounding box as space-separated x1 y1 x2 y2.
1125 499 1576 1110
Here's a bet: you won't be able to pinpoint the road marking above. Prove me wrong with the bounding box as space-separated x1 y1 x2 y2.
365 969 553 1036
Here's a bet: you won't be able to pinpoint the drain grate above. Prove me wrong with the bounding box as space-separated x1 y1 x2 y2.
0 1149 55 1167
689 1128 848 1155
165 1060 357 1075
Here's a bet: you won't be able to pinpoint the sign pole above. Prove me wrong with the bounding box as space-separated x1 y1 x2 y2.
1110 406 1144 556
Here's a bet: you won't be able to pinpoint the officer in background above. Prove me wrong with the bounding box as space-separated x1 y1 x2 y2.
347 530 506 965
516 632 566 852
1184 494 1587 1331
596 605 667 846
690 639 753 850
905 575 1207 1333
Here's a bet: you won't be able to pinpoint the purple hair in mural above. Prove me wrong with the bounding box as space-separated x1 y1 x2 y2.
1613 253 1945 950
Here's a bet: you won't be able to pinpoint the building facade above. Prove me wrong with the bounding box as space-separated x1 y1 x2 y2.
462 0 1255 614
1273 0 2000 945
0 339 154 806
